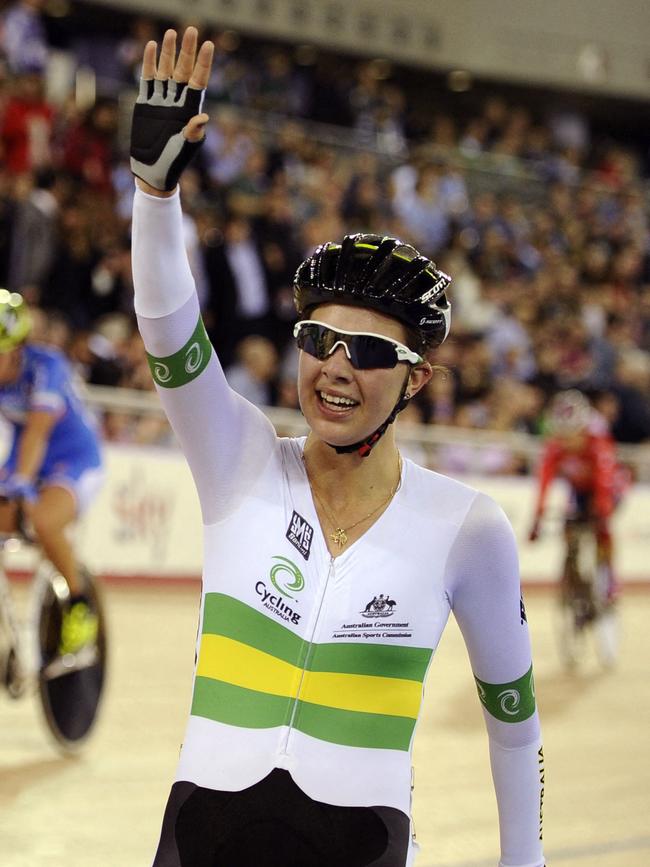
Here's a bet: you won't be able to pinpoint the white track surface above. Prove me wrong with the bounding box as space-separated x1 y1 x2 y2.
1 585 649 867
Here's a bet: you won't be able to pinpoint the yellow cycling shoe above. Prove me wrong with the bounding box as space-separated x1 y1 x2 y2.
58 599 99 656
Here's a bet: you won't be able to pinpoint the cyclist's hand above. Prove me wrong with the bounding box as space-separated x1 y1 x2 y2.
0 474 36 504
130 27 214 193
528 520 541 543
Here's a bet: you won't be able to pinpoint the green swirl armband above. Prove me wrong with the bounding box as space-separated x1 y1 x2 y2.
474 664 536 723
146 317 212 388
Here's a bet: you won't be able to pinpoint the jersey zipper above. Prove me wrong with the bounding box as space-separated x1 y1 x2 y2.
280 554 335 756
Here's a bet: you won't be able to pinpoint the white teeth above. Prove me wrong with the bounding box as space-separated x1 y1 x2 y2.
320 391 356 407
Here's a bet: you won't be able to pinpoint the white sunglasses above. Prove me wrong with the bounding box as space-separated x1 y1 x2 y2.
293 320 423 369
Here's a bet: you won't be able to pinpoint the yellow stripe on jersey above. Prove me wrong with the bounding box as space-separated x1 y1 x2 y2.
197 634 422 720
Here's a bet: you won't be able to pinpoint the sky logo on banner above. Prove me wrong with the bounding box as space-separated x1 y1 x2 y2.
286 510 313 560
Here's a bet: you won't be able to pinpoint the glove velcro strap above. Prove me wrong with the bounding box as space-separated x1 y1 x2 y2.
146 317 212 388
130 131 204 191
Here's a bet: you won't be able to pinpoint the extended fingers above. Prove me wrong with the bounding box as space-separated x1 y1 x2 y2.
157 29 177 80
173 26 198 83
143 26 213 89
188 40 214 90
142 40 157 80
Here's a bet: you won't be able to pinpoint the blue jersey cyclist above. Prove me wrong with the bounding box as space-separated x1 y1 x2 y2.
0 290 104 655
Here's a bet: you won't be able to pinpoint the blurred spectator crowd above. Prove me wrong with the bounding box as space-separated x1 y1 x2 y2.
0 0 649 471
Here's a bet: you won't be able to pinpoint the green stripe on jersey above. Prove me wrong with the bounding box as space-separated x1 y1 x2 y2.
192 676 292 729
309 640 431 682
146 316 212 388
203 593 432 680
293 697 416 751
474 664 536 723
203 593 307 668
191 676 417 751
193 593 434 751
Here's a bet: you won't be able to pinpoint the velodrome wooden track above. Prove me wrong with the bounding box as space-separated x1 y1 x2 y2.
1 584 649 867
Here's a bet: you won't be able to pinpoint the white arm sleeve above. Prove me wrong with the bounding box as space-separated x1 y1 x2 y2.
131 185 277 524
132 186 195 319
446 493 545 867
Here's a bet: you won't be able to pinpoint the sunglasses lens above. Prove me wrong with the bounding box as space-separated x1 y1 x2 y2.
296 324 399 369
349 335 398 369
296 324 328 359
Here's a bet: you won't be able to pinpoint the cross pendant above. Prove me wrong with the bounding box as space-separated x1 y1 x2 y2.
330 527 348 548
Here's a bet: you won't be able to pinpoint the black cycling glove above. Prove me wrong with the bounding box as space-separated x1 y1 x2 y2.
130 77 207 191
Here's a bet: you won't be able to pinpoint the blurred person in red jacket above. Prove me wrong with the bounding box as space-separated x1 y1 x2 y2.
528 389 629 601
61 98 118 197
1 69 53 174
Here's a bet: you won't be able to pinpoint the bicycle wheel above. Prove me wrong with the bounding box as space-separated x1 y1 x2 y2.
4 645 27 698
0 567 27 699
594 605 619 669
589 558 619 669
555 521 600 670
555 590 585 670
36 565 107 751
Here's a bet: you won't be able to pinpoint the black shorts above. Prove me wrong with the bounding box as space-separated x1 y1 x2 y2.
153 768 410 867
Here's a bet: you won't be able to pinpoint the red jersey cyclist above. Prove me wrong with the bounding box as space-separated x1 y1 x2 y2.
528 389 628 604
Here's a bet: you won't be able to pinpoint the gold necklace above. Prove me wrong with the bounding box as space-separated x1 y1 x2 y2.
304 454 402 549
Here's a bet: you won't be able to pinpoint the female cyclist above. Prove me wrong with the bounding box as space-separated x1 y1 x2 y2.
130 27 545 867
0 291 104 656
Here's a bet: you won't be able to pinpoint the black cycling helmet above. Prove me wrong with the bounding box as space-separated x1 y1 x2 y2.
293 233 452 457
294 233 451 351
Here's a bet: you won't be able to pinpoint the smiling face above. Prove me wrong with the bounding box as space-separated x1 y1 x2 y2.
297 303 431 449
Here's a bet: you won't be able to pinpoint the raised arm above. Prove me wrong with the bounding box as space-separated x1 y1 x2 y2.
130 28 276 523
447 493 545 867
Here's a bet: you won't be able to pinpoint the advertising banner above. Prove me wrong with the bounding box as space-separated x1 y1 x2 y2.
9 444 648 585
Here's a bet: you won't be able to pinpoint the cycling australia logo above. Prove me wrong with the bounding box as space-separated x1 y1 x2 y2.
477 682 527 719
286 510 313 560
362 594 397 618
270 555 305 598
184 341 204 374
151 360 172 384
255 556 305 625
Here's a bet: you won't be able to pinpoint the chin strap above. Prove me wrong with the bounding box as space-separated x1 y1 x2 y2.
328 374 411 458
